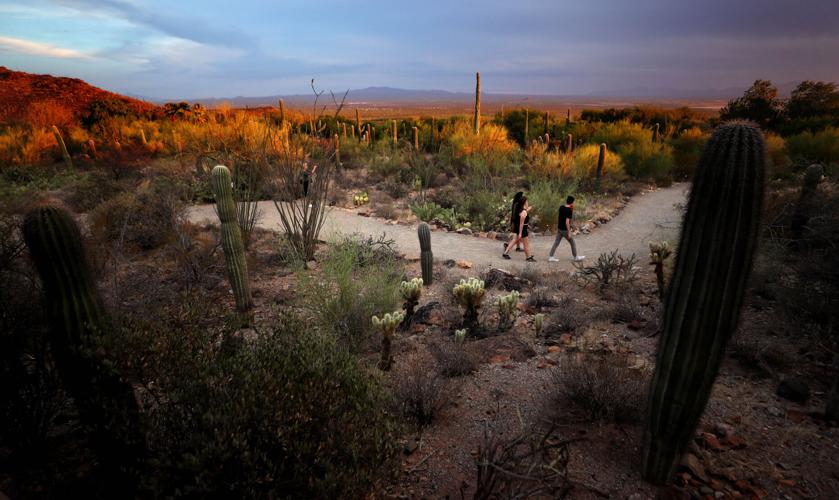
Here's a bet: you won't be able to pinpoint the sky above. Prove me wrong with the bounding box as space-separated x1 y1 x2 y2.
1 0 838 100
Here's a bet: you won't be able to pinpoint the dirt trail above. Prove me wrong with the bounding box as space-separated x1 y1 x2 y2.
188 184 688 270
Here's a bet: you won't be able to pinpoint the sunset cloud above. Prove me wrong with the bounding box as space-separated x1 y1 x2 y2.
0 35 93 59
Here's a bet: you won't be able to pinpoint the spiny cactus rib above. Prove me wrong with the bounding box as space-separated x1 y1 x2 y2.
211 165 253 312
334 133 341 165
22 206 143 488
641 121 765 484
474 72 481 135
418 222 433 285
566 133 573 154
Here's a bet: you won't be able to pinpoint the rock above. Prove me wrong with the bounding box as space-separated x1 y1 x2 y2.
700 486 714 496
456 227 473 236
777 376 810 403
559 333 573 345
358 211 370 217
413 301 443 325
766 406 784 418
495 233 510 241
486 231 497 240
484 267 530 291
713 422 734 438
700 432 723 451
785 409 808 422
443 259 457 268
456 260 473 269
403 440 419 455
547 345 561 353
679 453 709 482
478 232 488 238
490 354 510 364
627 320 645 331
721 434 746 450
639 296 652 306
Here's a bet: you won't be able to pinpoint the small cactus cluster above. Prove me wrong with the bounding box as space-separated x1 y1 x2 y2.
353 192 369 206
400 277 423 327
373 311 405 371
496 290 520 330
453 277 486 334
642 121 765 484
454 329 467 345
534 313 545 335
211 165 253 313
648 241 672 300
418 222 433 285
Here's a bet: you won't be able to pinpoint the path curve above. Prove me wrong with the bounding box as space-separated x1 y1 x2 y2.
188 184 689 272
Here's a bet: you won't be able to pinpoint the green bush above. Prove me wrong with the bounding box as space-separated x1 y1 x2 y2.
297 236 401 346
670 127 708 180
785 127 839 167
457 188 507 231
134 310 400 498
591 121 674 181
527 179 586 231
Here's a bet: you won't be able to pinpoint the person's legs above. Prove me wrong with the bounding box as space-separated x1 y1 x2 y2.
567 234 578 258
549 231 564 257
504 236 520 254
523 236 531 258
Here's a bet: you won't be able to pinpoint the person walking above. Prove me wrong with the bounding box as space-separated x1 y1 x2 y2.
502 196 536 262
504 191 525 253
300 162 317 197
548 195 585 262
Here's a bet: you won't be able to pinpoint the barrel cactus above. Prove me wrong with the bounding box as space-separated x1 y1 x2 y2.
641 121 765 484
453 277 486 334
648 241 672 301
418 222 433 285
22 206 143 489
373 311 404 370
496 290 520 330
211 165 253 312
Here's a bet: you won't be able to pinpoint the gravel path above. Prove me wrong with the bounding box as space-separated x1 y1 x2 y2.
188 183 688 270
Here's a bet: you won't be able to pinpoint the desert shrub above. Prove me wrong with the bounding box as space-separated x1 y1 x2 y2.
133 311 399 498
381 179 408 199
90 180 184 251
523 140 566 179
591 121 674 181
572 250 639 290
0 126 57 166
765 132 792 179
372 198 400 220
297 236 401 347
392 355 448 426
526 287 558 310
446 121 517 163
670 127 708 180
729 330 792 377
552 352 648 422
431 182 463 209
64 170 133 212
543 296 590 335
609 297 645 324
167 222 223 293
411 201 445 222
527 179 587 231
518 265 544 286
785 127 839 167
457 188 507 231
433 338 477 377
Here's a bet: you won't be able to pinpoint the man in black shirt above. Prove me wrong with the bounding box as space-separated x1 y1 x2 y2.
548 196 585 262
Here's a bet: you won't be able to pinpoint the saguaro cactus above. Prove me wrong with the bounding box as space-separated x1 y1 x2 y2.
566 133 573 153
139 128 148 145
211 165 253 312
356 109 362 142
279 99 286 127
334 133 341 165
418 222 433 285
653 122 660 143
566 108 571 127
392 119 398 146
373 311 404 370
87 138 97 158
641 121 765 484
474 71 481 135
524 109 529 145
543 111 549 135
51 125 73 169
22 206 143 489
413 126 419 150
596 143 607 187
791 163 824 243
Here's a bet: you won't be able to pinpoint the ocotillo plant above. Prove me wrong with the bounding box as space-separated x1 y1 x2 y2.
596 143 607 188
648 241 672 300
211 165 253 312
496 290 520 330
413 126 419 150
418 222 433 285
392 120 398 146
399 277 423 328
791 163 824 243
453 277 486 335
51 125 73 169
641 121 765 484
355 109 362 142
373 311 404 370
474 71 481 135
22 206 144 491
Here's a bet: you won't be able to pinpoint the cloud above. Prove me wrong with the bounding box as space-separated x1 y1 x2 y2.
0 35 93 59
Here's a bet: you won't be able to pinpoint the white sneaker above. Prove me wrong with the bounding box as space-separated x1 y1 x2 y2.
548 256 559 262
574 255 586 262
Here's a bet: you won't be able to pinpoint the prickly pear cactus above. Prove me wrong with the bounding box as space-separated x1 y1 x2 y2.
373 311 405 370
642 121 765 484
418 222 433 285
211 165 253 312
453 277 486 334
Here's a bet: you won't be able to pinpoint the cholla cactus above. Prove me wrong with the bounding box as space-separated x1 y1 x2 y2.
649 241 672 300
373 311 405 370
496 290 520 330
400 277 423 327
353 192 369 206
453 277 486 334
454 329 467 345
534 313 544 335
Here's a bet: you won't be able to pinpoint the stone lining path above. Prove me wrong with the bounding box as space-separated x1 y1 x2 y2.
188 183 689 271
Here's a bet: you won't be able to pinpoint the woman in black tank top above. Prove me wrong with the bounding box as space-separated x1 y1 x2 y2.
502 196 535 262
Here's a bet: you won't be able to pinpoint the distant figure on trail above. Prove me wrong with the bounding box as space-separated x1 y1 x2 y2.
502 196 535 262
548 195 585 262
505 191 525 253
300 162 317 197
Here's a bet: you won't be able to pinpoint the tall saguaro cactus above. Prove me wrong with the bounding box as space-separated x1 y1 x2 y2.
51 125 73 169
474 71 481 135
566 108 571 127
418 222 433 285
334 133 341 165
543 111 549 135
653 122 660 143
392 119 398 146
211 165 253 312
642 121 766 484
524 109 529 145
566 133 573 153
23 206 143 490
278 99 286 127
413 126 419 150
356 109 362 142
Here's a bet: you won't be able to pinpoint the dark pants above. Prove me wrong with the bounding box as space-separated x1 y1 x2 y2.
549 230 577 257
